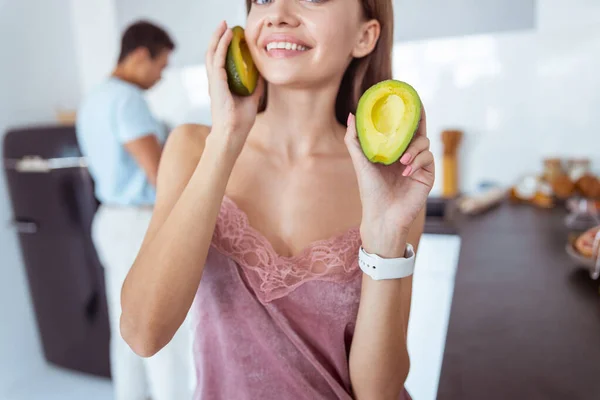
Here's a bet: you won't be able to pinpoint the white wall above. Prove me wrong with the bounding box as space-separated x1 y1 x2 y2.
70 0 119 95
0 0 81 392
393 0 600 194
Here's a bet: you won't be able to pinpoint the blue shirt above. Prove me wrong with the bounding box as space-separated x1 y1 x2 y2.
76 77 167 206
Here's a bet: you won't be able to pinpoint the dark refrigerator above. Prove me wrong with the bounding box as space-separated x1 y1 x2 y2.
3 125 111 378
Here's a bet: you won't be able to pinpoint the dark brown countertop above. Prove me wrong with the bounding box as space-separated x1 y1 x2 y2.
437 204 600 400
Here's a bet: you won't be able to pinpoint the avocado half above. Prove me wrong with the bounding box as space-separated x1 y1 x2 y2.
225 26 258 96
356 80 422 165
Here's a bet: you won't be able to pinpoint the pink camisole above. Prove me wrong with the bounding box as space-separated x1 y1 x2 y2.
191 196 412 399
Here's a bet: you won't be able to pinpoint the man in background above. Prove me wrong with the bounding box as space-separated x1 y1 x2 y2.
76 20 193 400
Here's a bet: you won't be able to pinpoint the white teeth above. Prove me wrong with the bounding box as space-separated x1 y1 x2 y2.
265 41 308 52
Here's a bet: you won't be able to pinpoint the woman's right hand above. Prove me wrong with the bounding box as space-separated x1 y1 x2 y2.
205 21 264 156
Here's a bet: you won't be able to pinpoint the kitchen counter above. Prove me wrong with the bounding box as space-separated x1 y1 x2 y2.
437 204 600 400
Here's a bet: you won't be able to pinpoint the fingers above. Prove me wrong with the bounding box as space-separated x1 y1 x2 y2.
415 103 427 137
206 22 233 99
214 28 233 70
399 135 430 166
401 103 431 176
344 113 357 141
344 113 377 192
344 113 364 162
206 21 227 70
403 150 434 177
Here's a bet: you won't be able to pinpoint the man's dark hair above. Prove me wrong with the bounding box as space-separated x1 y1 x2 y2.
118 20 175 63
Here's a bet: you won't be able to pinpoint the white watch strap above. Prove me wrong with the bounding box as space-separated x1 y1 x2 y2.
358 244 415 280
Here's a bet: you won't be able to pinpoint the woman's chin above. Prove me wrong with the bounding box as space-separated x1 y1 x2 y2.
259 70 321 90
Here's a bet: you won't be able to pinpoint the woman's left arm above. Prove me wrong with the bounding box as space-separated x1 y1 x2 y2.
349 208 424 399
344 106 434 399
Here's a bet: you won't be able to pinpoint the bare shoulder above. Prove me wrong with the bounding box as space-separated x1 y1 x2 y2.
163 123 211 162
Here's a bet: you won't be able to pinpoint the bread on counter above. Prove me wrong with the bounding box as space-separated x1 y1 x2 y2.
575 174 600 199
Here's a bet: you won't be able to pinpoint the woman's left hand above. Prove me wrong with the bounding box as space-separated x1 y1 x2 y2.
345 106 435 257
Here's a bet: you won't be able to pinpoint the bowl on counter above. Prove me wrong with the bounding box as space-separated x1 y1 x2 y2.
566 225 600 280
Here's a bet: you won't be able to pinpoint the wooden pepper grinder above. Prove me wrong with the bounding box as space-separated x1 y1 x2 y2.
441 129 463 198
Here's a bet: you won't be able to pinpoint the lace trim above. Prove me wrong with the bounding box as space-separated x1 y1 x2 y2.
211 196 362 303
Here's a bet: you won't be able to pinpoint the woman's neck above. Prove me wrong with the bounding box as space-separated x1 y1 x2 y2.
252 82 347 160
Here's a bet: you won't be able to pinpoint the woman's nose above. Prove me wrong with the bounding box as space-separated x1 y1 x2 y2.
265 0 300 28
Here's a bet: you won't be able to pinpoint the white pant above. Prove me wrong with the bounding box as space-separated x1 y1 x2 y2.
92 205 195 400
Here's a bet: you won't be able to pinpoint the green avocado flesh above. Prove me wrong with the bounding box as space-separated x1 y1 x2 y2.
356 80 422 165
226 26 258 96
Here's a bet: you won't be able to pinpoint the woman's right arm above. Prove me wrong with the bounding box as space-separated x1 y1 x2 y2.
120 21 263 357
120 125 234 357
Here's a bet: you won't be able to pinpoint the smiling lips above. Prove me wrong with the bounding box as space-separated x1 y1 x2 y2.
262 35 312 57
266 41 309 52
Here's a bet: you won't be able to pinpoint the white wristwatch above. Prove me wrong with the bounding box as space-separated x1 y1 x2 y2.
358 244 415 280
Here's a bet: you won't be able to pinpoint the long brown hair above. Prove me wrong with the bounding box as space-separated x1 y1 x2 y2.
245 0 393 124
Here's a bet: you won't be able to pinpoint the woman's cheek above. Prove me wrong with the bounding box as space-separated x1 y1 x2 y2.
244 13 261 46
244 25 262 64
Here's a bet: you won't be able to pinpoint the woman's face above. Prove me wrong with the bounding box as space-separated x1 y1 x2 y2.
245 0 377 88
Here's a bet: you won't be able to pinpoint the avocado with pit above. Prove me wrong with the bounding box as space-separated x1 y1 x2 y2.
225 26 258 96
356 80 422 165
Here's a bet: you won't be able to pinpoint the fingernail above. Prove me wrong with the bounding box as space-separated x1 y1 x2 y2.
347 113 353 126
402 166 412 176
400 153 411 165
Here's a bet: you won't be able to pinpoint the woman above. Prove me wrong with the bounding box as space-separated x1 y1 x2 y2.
121 0 435 399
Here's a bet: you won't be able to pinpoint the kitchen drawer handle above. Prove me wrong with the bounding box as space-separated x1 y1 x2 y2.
9 220 38 234
4 156 87 173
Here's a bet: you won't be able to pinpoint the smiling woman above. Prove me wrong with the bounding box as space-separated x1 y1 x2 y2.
245 0 394 124
120 1 434 399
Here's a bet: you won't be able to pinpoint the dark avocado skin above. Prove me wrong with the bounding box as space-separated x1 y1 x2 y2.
226 26 252 96
226 50 251 96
